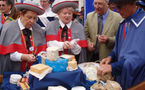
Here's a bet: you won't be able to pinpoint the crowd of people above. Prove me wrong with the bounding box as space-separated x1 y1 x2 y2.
0 0 145 90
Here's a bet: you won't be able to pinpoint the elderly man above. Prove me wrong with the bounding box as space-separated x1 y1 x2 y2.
37 0 57 29
0 1 46 74
85 0 122 62
98 0 145 89
46 0 87 63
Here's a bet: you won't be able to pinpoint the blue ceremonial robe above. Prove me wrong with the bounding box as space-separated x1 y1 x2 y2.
110 9 145 90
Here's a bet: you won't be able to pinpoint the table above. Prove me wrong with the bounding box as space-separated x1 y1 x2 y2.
1 68 90 90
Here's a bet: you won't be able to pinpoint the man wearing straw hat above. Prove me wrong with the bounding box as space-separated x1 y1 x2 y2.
46 0 87 63
98 0 145 89
0 1 46 74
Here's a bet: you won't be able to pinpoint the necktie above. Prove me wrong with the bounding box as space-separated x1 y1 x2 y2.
92 16 103 61
22 28 32 51
98 15 103 35
61 25 68 40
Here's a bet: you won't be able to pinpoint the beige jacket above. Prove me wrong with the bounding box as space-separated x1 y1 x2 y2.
85 9 122 61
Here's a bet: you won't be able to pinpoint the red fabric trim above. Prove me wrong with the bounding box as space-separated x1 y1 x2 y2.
46 35 58 42
35 44 47 54
1 14 6 24
77 40 88 47
0 44 47 55
57 28 72 41
0 44 27 55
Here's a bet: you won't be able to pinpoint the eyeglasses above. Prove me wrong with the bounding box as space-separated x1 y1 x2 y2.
0 4 5 7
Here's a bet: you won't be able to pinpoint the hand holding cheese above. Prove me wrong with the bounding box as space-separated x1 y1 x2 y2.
21 54 36 62
70 39 81 55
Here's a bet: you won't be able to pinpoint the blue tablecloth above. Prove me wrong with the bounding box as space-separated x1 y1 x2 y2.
2 68 90 90
29 68 89 90
1 72 23 90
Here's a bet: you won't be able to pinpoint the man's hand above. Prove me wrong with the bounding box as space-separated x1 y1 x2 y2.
21 54 36 62
97 64 112 76
98 35 109 44
100 56 112 66
87 42 95 51
63 41 71 49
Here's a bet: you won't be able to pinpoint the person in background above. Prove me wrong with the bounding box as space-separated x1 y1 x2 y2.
85 0 122 62
45 0 87 63
0 1 46 75
78 6 84 25
98 0 145 89
0 0 15 33
136 0 145 11
108 3 117 12
37 0 57 29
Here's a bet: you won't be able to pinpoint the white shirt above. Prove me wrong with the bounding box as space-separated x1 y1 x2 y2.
10 18 32 62
59 19 72 29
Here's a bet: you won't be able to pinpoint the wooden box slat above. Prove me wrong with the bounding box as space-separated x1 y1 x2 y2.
128 81 145 90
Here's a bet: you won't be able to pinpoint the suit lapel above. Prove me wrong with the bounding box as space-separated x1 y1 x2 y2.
102 10 112 34
93 12 99 36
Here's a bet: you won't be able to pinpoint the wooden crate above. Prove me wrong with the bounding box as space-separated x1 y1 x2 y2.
0 75 3 84
128 81 145 90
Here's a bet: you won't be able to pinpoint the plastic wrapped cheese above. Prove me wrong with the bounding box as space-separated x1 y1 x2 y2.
48 86 67 90
10 74 22 84
104 80 121 90
86 66 98 81
46 46 59 61
67 60 78 71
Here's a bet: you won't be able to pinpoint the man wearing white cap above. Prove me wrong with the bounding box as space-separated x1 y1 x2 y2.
0 1 46 74
37 0 57 29
46 0 87 63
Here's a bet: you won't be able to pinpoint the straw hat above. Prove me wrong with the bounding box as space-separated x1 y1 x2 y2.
15 1 44 15
52 0 78 13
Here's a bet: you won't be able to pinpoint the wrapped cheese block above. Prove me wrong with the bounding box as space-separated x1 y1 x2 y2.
41 55 47 64
71 86 86 90
86 66 98 81
98 73 113 82
48 86 67 90
30 64 52 74
19 82 30 90
46 46 59 61
60 54 75 61
29 64 52 80
67 60 78 71
45 58 68 72
10 74 22 84
104 80 121 90
92 83 106 90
